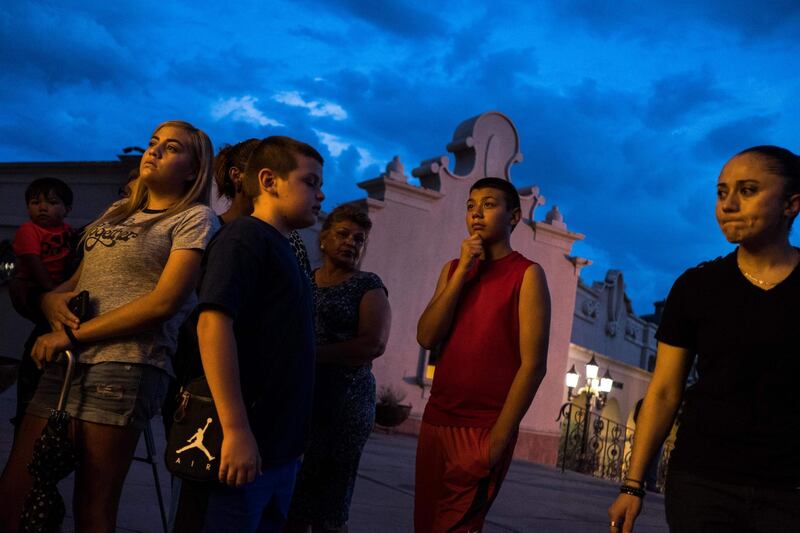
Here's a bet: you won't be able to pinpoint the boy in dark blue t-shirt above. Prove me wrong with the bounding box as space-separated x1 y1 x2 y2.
196 136 324 531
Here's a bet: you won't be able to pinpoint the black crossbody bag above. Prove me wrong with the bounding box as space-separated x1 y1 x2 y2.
164 376 223 483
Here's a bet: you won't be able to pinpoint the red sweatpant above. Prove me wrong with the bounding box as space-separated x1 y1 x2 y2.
414 421 517 533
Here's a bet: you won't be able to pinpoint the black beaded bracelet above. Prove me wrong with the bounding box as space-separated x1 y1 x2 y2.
64 326 81 348
619 485 646 498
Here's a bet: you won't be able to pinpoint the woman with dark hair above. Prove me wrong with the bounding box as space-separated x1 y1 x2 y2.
214 138 312 277
608 146 800 532
0 120 218 532
214 138 259 225
286 204 392 533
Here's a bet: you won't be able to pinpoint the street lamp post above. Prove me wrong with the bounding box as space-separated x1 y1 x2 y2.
564 355 614 473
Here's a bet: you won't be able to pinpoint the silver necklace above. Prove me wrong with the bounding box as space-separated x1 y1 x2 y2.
736 250 800 288
739 267 776 288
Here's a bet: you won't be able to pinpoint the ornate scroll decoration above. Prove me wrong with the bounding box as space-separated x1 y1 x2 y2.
411 111 523 191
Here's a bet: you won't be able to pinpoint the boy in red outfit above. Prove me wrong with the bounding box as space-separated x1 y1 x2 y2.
415 177 551 533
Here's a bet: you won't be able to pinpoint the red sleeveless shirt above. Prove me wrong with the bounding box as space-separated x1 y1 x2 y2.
423 251 534 428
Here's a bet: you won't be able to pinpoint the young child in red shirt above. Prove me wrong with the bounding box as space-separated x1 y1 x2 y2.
415 177 551 533
9 177 74 428
11 177 74 317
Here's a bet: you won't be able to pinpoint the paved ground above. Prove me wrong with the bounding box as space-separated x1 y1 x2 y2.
0 382 668 532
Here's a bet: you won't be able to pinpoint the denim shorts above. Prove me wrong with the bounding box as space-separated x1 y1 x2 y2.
27 360 169 430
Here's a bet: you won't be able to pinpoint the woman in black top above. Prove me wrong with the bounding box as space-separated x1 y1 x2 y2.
286 204 391 533
608 146 800 532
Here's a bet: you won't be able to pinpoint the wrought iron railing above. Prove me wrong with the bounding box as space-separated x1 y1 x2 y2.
556 402 674 492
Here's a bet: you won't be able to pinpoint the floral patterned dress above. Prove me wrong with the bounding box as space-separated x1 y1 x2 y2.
288 230 312 282
288 270 387 529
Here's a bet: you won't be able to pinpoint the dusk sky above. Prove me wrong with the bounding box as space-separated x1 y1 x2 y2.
2 1 799 314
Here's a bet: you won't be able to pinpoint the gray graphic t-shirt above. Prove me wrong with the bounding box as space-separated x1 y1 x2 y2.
76 203 218 374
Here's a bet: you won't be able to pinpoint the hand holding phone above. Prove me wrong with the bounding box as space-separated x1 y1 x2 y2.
67 290 91 322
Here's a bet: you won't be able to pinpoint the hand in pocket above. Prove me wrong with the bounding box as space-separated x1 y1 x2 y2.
487 427 510 469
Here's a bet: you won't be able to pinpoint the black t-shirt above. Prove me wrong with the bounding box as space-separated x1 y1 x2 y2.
197 216 315 467
657 250 800 487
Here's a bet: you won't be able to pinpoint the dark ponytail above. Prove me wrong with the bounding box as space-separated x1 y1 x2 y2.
213 138 260 199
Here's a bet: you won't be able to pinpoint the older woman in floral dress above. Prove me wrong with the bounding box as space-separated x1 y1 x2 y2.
287 204 391 533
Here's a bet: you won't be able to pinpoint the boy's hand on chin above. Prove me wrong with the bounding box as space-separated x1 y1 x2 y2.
457 234 483 273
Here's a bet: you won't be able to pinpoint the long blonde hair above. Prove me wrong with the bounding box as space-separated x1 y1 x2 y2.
84 120 213 235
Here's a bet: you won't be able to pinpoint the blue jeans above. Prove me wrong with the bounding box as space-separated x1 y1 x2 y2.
202 458 301 533
665 469 800 532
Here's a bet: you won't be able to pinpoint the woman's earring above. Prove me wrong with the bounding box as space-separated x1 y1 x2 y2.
320 244 325 250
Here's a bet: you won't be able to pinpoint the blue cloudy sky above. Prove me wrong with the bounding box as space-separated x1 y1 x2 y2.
2 1 799 313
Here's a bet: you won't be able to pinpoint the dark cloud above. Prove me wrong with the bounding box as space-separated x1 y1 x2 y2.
567 79 640 120
0 3 140 88
167 51 288 94
295 0 450 38
470 47 538 93
693 114 777 161
690 0 800 38
552 0 800 42
437 14 513 79
644 69 731 129
552 1 649 37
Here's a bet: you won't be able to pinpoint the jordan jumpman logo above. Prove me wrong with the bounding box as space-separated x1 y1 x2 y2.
176 417 216 461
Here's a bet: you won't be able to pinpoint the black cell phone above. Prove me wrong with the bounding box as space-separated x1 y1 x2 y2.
67 290 91 321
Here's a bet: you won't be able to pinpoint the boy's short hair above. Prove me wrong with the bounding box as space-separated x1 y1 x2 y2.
25 177 73 208
469 177 520 212
243 136 324 198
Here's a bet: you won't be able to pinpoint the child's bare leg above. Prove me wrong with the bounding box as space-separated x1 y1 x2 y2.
72 419 141 533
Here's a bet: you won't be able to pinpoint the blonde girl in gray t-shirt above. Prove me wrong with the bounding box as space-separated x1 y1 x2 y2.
0 120 219 532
